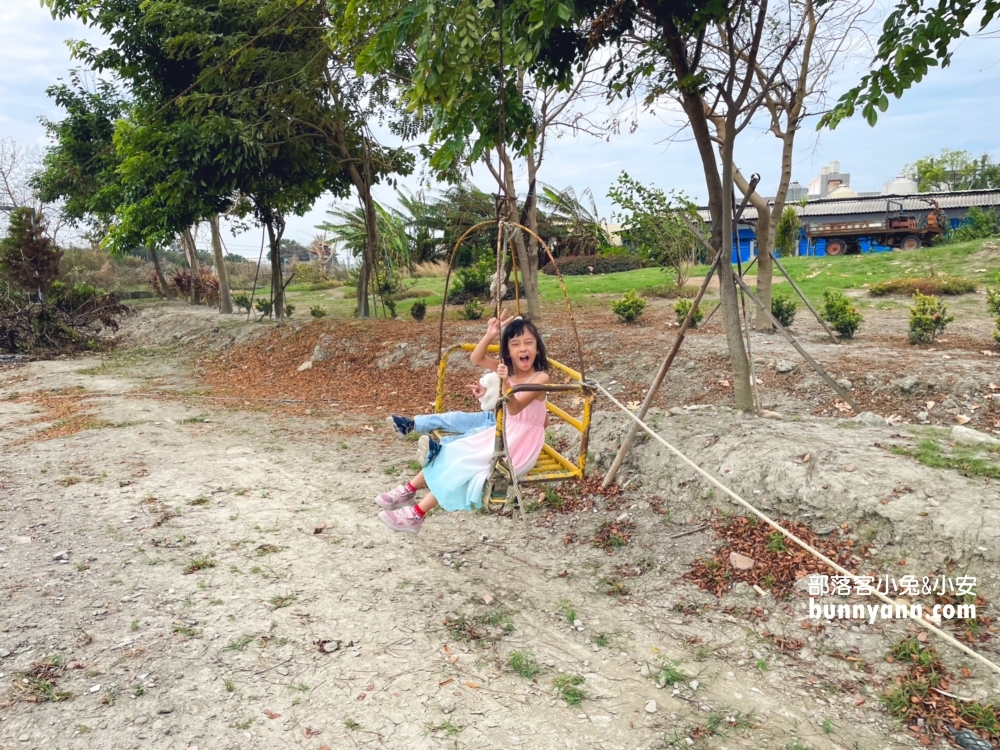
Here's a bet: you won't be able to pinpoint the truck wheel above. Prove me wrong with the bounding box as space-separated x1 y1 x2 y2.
901 235 922 250
825 239 846 256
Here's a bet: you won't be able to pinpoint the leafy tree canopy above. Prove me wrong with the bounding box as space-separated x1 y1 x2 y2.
820 0 999 128
903 148 1000 192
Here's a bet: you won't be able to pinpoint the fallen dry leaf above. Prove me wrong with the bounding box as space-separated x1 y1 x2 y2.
263 709 280 720
729 551 755 570
303 728 320 738
926 401 935 410
465 682 480 689
955 415 971 424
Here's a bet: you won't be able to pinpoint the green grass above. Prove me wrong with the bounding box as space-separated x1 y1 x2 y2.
652 658 687 687
426 719 463 736
557 599 577 624
553 674 586 705
280 238 1000 321
890 434 1000 480
508 650 541 679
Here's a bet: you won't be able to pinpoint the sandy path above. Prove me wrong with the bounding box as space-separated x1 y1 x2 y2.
2 322 985 750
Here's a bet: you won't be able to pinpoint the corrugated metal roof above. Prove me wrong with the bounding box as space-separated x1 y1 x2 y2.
697 189 1000 222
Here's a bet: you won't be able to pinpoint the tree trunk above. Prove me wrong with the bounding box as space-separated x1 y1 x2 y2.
209 216 233 314
333 127 376 318
502 154 541 320
356 183 377 319
665 20 753 412
181 227 201 305
265 220 284 320
148 245 170 298
718 141 755 412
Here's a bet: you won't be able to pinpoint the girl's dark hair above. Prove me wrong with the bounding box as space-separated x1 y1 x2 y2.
500 316 549 372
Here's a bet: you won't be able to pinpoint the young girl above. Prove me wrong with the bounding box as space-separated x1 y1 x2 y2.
375 314 550 534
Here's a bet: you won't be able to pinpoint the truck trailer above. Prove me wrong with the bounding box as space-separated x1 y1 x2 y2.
804 199 947 256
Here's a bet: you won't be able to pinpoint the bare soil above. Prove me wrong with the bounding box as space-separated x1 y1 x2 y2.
1 300 999 750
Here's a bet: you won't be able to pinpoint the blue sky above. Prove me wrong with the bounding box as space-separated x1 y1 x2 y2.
2 0 998 256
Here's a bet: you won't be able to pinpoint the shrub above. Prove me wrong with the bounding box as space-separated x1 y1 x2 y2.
673 298 703 327
868 276 977 297
232 293 252 313
309 305 326 318
612 289 646 322
986 285 1000 343
541 255 643 276
462 299 484 320
410 299 427 322
254 298 273 317
0 209 62 295
821 289 863 340
771 294 797 327
167 268 220 305
907 292 954 344
384 297 397 318
447 257 492 303
951 206 1000 242
284 303 295 318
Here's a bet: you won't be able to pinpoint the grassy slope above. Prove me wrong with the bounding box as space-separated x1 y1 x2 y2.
280 239 1000 320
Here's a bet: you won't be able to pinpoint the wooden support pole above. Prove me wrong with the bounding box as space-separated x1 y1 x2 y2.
701 255 757 328
769 251 839 344
681 215 861 414
601 254 721 488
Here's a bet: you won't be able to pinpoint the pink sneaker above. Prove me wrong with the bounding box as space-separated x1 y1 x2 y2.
379 506 424 534
374 484 416 510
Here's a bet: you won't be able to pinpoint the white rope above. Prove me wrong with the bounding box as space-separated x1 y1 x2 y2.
591 379 1000 678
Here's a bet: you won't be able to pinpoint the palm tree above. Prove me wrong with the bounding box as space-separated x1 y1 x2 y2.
538 185 610 257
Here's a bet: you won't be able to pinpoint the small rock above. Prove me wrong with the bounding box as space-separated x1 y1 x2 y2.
850 411 886 427
362 540 374 549
954 378 978 396
776 360 797 374
52 550 69 561
951 425 1000 447
157 705 174 715
689 680 699 691
669 407 685 416
90 684 101 693
640 663 652 678
297 360 313 372
916 411 929 422
845 464 856 472
990 393 1000 406
312 336 333 362
729 551 755 570
685 738 695 747
134 716 149 726
573 619 583 629
759 410 783 419
615 512 630 524
892 375 923 393
18 735 29 742
836 378 853 391
645 700 657 714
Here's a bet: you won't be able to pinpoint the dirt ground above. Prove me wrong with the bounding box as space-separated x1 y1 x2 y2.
1 299 999 750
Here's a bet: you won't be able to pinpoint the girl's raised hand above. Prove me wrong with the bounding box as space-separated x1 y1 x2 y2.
485 313 503 339
496 363 509 382
486 309 515 339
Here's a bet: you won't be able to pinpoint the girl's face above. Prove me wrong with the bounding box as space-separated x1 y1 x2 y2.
507 331 538 374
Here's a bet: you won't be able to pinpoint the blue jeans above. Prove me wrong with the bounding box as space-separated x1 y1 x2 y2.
414 411 495 444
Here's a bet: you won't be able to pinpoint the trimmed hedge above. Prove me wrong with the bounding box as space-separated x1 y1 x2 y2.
541 255 644 276
868 275 977 297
